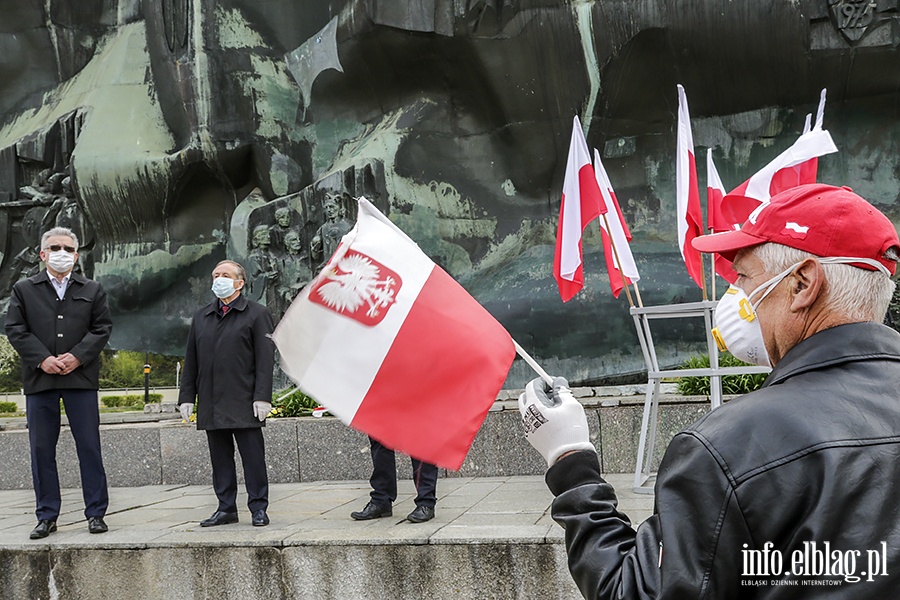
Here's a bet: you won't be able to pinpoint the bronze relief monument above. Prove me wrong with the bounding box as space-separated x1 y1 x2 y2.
0 1 897 384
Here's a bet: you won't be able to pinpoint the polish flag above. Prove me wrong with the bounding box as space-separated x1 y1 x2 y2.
794 111 818 186
554 115 607 302
706 150 738 284
723 89 836 224
676 85 705 289
594 149 640 298
273 198 516 470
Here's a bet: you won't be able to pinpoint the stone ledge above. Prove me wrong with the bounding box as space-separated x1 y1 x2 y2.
0 543 583 600
0 474 653 599
0 394 718 489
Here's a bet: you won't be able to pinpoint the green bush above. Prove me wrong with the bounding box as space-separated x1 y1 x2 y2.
271 388 323 417
0 401 17 413
99 350 182 388
101 393 161 408
676 353 768 396
0 336 22 392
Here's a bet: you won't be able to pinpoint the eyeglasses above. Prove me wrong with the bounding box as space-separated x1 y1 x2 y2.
44 245 77 253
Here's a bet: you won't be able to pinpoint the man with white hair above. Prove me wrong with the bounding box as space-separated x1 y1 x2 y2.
6 226 113 539
519 184 900 597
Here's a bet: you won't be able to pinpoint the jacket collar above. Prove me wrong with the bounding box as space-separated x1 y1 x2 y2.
28 270 88 287
763 321 900 388
203 293 249 315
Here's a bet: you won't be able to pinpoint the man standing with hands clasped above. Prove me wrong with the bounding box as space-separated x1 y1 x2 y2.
6 226 113 539
519 184 900 598
179 260 275 527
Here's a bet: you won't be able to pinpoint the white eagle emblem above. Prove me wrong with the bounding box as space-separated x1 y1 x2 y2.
314 252 399 322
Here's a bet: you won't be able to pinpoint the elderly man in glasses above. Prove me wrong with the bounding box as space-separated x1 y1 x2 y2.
5 226 113 539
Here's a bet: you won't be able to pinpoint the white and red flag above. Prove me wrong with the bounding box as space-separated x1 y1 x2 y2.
273 198 516 470
722 89 836 224
554 115 607 302
676 84 705 289
706 150 738 284
594 149 640 298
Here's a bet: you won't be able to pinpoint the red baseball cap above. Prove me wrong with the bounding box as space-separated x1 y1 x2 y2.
692 184 900 275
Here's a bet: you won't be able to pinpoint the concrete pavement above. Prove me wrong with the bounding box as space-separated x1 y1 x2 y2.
0 474 654 599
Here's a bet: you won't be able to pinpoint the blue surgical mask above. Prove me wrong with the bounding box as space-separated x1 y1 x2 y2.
211 277 237 299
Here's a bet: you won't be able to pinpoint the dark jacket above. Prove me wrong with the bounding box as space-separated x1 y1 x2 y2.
178 294 274 430
547 322 900 599
5 270 112 394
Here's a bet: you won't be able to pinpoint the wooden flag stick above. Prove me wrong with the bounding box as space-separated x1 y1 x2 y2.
633 280 644 308
699 250 708 301
600 213 634 308
513 340 553 386
708 228 717 301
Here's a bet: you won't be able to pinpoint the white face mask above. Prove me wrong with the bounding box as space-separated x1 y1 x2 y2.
47 250 76 274
211 277 238 299
712 256 891 367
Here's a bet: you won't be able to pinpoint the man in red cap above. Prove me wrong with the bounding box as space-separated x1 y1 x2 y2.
518 184 900 598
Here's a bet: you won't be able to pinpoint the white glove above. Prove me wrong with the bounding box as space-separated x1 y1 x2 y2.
179 402 193 422
518 377 595 466
253 401 272 422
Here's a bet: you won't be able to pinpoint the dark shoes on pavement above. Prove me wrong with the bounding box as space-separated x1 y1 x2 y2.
351 501 393 520
200 510 267 527
252 510 269 527
88 517 108 534
30 517 107 538
200 511 239 527
29 520 57 539
406 505 435 523
350 502 434 523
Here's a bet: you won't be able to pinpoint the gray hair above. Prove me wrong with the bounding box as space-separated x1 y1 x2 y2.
752 243 895 323
41 227 79 250
214 260 246 282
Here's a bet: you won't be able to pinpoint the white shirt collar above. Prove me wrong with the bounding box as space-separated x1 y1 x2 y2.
47 270 72 300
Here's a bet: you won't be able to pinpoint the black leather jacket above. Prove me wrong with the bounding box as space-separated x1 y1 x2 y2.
547 322 900 599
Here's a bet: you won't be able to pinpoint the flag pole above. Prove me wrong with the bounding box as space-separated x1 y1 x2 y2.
600 213 634 308
708 227 717 301
700 252 708 301
513 340 554 386
633 280 644 308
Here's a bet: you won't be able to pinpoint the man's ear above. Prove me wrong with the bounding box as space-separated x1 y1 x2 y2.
789 258 825 311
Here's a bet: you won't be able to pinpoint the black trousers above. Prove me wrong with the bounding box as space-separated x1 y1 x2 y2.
368 437 438 508
27 389 108 521
206 428 268 513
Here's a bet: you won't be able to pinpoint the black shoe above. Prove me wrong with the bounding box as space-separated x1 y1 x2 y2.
406 505 435 523
88 517 108 534
251 510 269 527
350 501 392 521
200 511 239 527
29 520 57 539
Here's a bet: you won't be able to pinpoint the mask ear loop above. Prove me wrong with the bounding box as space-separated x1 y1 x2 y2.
746 262 803 310
747 256 890 310
818 256 892 277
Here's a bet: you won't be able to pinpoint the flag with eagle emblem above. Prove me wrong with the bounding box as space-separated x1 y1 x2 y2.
273 197 516 470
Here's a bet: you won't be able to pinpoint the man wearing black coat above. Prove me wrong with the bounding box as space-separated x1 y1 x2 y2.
178 260 275 527
5 226 113 539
